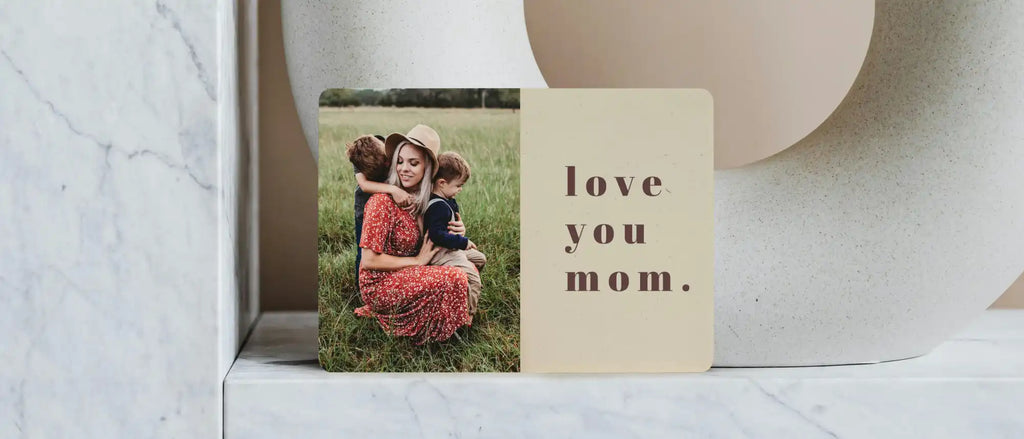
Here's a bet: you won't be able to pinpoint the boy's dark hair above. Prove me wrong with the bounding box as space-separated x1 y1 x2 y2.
434 151 471 183
345 135 390 182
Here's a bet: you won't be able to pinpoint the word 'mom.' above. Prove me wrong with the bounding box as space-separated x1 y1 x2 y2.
566 271 690 292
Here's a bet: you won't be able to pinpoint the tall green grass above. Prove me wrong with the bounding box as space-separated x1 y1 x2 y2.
318 106 520 372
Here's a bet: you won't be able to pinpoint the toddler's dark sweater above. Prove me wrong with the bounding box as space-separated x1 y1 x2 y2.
424 194 469 250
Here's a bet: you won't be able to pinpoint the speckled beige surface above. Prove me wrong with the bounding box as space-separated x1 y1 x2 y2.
280 0 546 159
714 1 1024 365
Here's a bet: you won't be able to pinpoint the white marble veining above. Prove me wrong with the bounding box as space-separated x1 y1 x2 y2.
0 0 254 437
225 311 1024 438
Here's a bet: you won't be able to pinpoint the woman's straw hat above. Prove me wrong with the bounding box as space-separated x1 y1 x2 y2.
384 124 441 176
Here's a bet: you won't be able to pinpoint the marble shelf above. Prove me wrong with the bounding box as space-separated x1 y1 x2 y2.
225 311 1024 438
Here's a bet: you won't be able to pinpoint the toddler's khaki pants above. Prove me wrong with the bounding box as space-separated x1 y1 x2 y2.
430 248 486 315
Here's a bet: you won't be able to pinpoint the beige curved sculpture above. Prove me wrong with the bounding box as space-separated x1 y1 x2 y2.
524 0 874 169
713 1 1024 365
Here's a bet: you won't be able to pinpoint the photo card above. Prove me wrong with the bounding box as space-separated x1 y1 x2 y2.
317 88 711 373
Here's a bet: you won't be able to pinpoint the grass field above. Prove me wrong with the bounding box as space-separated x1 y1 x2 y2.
318 106 520 372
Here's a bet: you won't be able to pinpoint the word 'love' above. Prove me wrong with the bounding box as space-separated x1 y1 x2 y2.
565 166 662 197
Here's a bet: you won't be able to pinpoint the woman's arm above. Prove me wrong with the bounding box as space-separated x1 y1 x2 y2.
447 212 466 236
360 234 439 271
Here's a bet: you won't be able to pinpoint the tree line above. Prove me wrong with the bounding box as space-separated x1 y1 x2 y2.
319 88 520 109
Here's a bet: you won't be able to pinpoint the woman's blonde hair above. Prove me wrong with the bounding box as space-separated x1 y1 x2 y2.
386 141 434 217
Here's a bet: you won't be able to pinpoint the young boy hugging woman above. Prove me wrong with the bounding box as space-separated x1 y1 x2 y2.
425 152 486 322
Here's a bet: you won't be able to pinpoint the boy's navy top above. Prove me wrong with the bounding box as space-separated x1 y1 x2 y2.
424 194 469 250
352 134 386 220
353 171 371 219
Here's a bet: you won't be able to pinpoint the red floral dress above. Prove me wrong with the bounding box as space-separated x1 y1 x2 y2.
355 193 470 343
